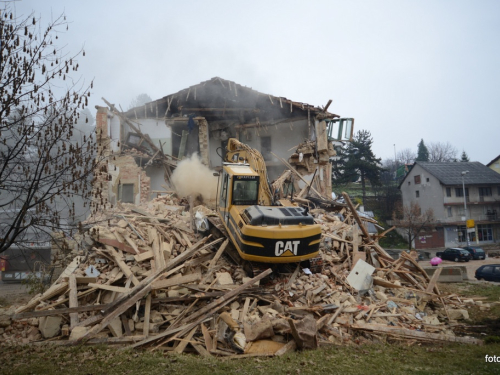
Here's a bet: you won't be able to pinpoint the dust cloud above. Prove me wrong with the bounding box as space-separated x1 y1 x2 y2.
171 154 218 201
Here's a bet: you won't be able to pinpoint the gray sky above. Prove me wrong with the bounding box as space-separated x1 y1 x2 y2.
13 0 500 164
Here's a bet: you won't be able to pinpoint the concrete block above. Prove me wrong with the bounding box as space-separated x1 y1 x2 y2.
423 266 466 282
108 316 123 337
69 326 89 341
244 320 274 342
216 272 234 285
448 309 469 320
39 316 63 338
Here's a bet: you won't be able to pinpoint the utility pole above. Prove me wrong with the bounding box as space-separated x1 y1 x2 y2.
461 170 470 246
393 144 397 176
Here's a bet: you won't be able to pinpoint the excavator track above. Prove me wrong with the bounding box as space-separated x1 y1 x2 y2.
207 216 322 278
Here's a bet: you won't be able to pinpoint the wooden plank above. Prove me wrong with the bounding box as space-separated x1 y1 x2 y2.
134 250 154 263
351 225 362 268
240 297 251 322
74 277 98 284
88 283 130 294
105 246 140 286
172 230 186 247
44 335 147 346
76 283 153 342
274 340 297 356
208 239 229 269
200 239 230 284
124 235 141 255
271 152 324 198
12 303 113 320
152 273 202 290
15 282 69 314
342 192 371 241
143 294 152 337
372 276 403 289
97 238 138 255
201 323 213 352
75 314 103 328
180 231 193 248
128 269 272 349
192 342 211 357
55 256 85 284
186 268 272 325
174 326 198 354
121 315 132 336
287 318 304 349
352 323 483 344
102 236 216 317
328 305 344 325
426 267 443 294
69 274 79 329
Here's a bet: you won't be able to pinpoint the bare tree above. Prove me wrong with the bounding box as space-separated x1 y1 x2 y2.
392 202 435 250
427 142 458 162
0 6 103 255
128 93 153 110
396 148 416 165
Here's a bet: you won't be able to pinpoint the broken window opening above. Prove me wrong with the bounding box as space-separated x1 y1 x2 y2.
260 136 272 161
119 183 135 203
326 118 354 142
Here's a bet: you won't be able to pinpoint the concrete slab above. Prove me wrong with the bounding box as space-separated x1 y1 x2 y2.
423 266 467 282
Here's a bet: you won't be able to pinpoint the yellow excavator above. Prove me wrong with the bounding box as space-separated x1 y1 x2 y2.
213 138 322 274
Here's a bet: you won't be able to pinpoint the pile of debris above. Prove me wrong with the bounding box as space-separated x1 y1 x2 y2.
0 192 482 355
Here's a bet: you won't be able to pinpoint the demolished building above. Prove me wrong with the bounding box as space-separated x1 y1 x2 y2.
0 78 484 352
95 77 354 204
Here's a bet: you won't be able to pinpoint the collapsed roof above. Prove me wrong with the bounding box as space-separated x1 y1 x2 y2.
124 76 340 124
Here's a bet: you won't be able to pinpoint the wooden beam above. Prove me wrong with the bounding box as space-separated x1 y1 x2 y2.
152 273 202 290
128 269 272 349
105 246 140 286
143 294 152 337
287 318 304 349
271 152 324 198
88 283 130 294
426 267 443 294
174 326 198 354
102 97 161 154
102 236 216 316
12 303 112 320
69 274 79 329
352 323 483 344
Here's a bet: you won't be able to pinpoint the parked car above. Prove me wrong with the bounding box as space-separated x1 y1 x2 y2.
461 246 486 260
436 248 471 262
475 264 500 282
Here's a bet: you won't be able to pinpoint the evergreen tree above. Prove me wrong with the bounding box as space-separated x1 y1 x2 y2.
331 143 354 186
333 130 384 206
460 151 470 162
416 139 429 162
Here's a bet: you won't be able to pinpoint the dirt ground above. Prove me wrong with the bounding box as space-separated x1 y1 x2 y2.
0 281 31 307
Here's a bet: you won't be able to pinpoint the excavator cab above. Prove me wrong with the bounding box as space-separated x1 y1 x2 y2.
218 163 260 227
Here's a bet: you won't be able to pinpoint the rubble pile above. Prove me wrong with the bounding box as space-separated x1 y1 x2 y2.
0 193 483 354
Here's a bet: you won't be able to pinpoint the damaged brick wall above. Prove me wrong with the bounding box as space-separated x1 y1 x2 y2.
109 155 151 204
95 106 151 206
198 118 209 166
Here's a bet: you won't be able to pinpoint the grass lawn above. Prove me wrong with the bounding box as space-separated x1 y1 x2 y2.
1 342 500 375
